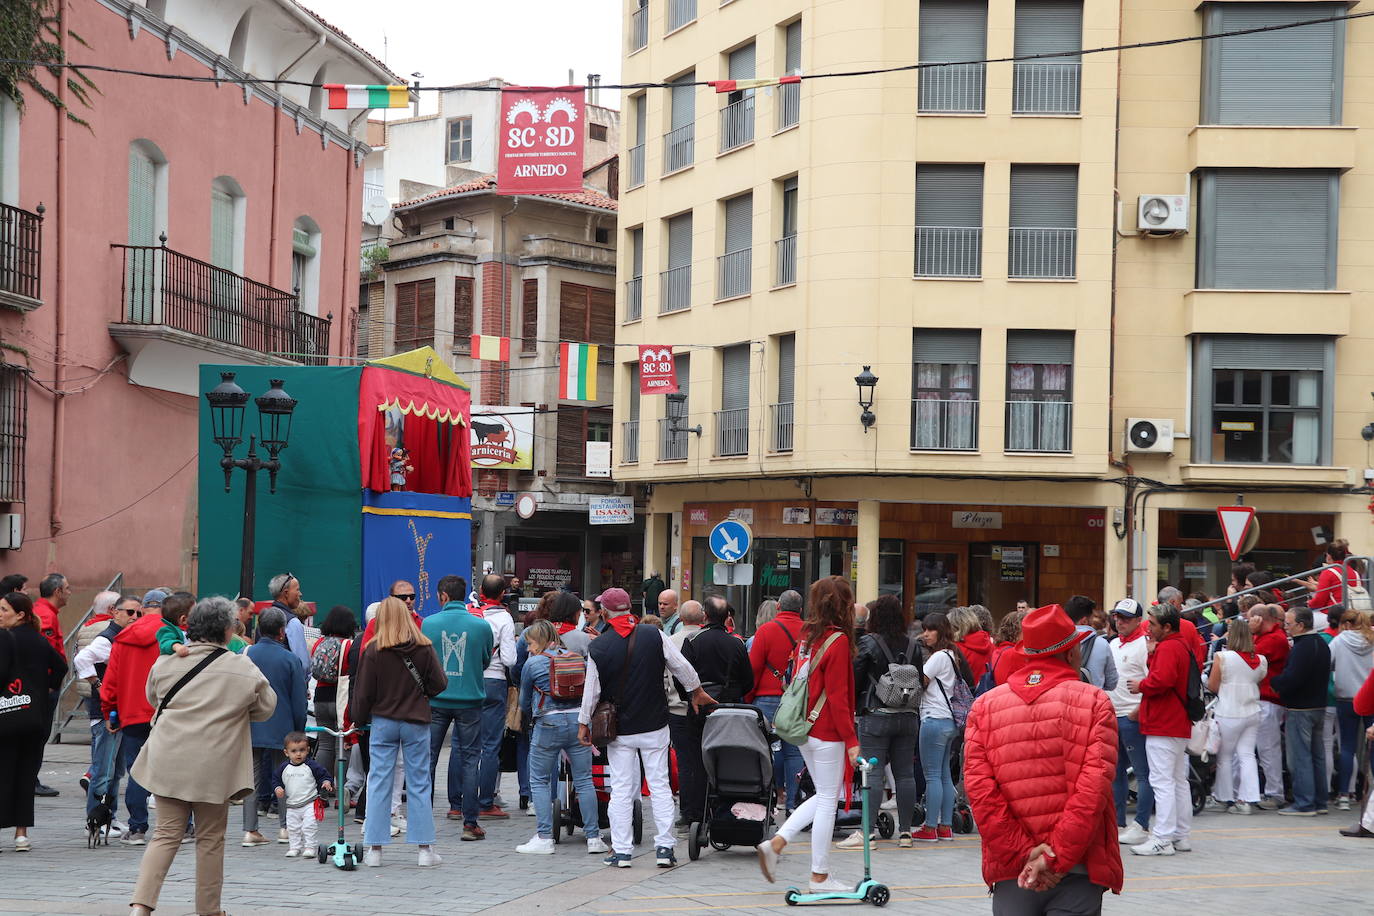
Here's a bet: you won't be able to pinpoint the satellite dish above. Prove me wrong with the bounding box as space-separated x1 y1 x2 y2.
363 195 390 226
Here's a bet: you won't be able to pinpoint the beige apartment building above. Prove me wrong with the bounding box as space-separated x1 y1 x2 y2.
613 0 1374 627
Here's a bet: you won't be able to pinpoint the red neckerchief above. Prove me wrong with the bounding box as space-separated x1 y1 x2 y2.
1119 625 1147 645
554 621 577 635
1235 650 1261 670
608 614 636 637
1008 656 1080 704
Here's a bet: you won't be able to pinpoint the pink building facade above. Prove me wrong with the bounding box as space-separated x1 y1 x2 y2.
0 0 395 601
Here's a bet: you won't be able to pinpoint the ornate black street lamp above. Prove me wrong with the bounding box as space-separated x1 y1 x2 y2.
205 373 298 600
855 365 878 432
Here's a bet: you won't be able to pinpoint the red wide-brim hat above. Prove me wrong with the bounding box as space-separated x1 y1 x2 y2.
1019 604 1092 656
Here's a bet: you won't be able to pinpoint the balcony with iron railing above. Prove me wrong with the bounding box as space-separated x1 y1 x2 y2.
1012 62 1081 115
918 63 986 113
777 81 800 131
915 227 982 279
630 3 649 51
663 124 694 174
719 96 755 153
1008 228 1076 279
660 264 691 313
910 398 979 450
658 416 689 460
622 419 640 464
774 235 797 287
715 407 749 456
627 143 645 189
1005 399 1072 453
716 248 751 300
625 276 643 322
770 401 794 452
0 202 43 311
112 243 331 366
666 0 696 32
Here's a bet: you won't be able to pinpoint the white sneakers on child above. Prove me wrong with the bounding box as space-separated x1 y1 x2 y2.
417 847 442 867
284 848 301 858
808 877 852 893
517 836 555 855
364 848 382 867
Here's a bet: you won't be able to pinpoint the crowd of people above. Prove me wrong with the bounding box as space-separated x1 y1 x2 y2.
1 546 1372 915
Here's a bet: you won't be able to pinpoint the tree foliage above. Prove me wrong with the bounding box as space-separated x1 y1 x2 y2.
0 0 98 126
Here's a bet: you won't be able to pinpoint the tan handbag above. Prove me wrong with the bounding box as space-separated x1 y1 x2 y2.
504 685 522 731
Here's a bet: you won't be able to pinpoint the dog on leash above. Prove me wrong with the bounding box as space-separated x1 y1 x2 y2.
87 799 114 847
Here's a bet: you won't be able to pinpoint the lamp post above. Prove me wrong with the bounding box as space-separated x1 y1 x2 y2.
666 391 702 439
855 365 878 432
205 372 298 600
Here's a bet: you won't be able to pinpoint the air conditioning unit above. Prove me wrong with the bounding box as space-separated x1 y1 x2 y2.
1125 418 1175 454
1137 193 1189 233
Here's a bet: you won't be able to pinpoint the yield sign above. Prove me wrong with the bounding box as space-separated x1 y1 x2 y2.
1216 506 1256 561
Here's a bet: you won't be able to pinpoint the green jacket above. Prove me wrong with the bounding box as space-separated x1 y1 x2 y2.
156 620 185 656
421 602 494 709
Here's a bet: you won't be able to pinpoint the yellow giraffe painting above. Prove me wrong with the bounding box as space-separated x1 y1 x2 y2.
407 518 435 616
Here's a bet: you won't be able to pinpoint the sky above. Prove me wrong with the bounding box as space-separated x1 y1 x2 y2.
310 0 625 114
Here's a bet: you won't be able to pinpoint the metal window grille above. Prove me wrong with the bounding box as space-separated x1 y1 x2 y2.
622 419 640 464
914 227 982 278
715 407 749 456
775 235 797 287
918 63 986 113
625 276 643 321
660 265 691 313
777 82 800 130
658 417 689 460
716 249 751 299
719 96 755 152
1012 62 1081 114
663 124 694 174
1007 228 1077 279
1005 399 1072 452
630 3 649 50
0 203 42 303
627 143 645 188
770 401 794 452
0 363 27 503
667 0 696 32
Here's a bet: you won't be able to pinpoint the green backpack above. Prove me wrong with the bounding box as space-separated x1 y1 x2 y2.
773 632 842 745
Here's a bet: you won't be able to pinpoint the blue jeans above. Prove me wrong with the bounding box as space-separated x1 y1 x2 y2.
918 717 957 828
517 730 531 799
87 722 125 817
429 705 482 825
1284 707 1327 812
364 716 435 846
754 695 805 810
1334 699 1370 797
1114 715 1154 829
478 678 508 808
119 723 152 833
528 713 599 840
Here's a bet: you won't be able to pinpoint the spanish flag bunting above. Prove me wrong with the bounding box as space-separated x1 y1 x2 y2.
323 84 409 110
709 75 802 93
558 343 598 401
470 335 511 362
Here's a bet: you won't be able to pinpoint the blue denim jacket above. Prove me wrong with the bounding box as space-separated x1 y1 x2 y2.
519 649 582 719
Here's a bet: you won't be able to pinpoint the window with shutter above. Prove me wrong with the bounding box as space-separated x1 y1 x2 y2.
663 213 692 312
557 283 614 345
911 329 980 450
1005 330 1073 453
210 188 235 269
667 71 695 175
915 165 983 278
628 364 641 421
1197 169 1337 291
718 344 749 456
394 282 416 352
668 214 692 268
455 277 474 352
556 409 585 477
128 147 157 247
785 21 802 74
560 281 588 343
1013 1 1082 114
589 287 614 346
777 334 795 404
520 279 537 353
1008 165 1077 279
720 193 752 299
919 0 988 112
394 279 435 351
1203 3 1344 126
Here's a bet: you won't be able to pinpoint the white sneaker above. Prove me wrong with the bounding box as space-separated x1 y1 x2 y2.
1117 823 1149 846
1228 802 1253 815
880 796 898 811
277 827 289 844
1338 795 1352 811
586 837 608 854
1172 838 1193 852
808 876 852 893
417 847 442 867
517 836 555 855
364 848 382 867
108 819 127 837
284 848 301 858
835 830 873 849
1131 837 1175 857
1203 796 1227 812
756 840 781 883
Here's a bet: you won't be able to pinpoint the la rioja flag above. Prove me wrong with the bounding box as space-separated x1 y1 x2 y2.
559 343 598 400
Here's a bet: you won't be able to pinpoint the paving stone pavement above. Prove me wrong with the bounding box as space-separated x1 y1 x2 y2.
6 743 1372 915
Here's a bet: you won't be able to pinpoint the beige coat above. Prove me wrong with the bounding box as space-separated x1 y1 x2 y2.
131 642 276 803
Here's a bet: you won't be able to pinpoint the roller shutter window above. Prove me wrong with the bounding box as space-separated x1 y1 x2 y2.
912 329 979 449
724 193 753 254
721 344 750 411
1012 0 1082 114
1008 164 1077 279
128 148 157 246
1198 169 1337 291
518 278 535 354
634 93 647 145
785 21 802 74
728 42 756 83
668 213 692 268
631 227 644 277
671 74 695 130
915 165 983 278
919 0 988 112
777 334 796 404
1006 330 1073 453
629 363 641 421
1203 2 1345 126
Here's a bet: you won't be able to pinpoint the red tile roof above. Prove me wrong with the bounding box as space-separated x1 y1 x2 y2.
292 2 402 83
396 176 618 212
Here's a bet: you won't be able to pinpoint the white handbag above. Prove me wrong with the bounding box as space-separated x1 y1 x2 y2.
1188 698 1221 760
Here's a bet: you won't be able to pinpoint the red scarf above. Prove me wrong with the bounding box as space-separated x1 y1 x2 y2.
554 621 577 635
1119 624 1147 645
1235 650 1261 670
1008 657 1081 705
608 613 637 637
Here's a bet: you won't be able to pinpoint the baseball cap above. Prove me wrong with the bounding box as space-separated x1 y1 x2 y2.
1111 598 1144 618
142 588 169 608
595 587 632 613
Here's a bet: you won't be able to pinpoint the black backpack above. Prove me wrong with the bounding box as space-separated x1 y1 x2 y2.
1184 650 1205 723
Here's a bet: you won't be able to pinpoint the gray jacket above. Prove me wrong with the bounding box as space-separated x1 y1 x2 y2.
1077 626 1119 692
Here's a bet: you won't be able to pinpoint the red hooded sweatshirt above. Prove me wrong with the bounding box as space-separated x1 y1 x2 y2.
1254 625 1290 704
1137 631 1192 739
100 613 165 728
958 630 996 681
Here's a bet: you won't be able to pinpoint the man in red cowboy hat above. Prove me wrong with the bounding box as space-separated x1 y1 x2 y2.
964 604 1123 913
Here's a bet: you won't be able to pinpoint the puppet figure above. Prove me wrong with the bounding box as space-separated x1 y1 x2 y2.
389 446 413 491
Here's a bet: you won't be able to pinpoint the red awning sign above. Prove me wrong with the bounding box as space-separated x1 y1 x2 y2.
497 87 586 195
1216 506 1256 561
639 346 679 394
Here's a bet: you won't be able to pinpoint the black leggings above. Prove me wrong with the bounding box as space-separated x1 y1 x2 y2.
0 730 45 828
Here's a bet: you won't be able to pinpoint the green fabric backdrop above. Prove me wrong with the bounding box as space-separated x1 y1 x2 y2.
198 365 363 619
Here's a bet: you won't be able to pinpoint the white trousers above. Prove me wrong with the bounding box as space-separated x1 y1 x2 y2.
1363 788 1374 832
1257 702 1286 800
1213 714 1260 804
1322 707 1337 791
778 737 846 877
1145 735 1191 842
606 726 676 855
285 804 318 852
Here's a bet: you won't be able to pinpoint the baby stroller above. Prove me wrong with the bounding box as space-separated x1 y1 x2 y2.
688 704 777 860
552 748 669 846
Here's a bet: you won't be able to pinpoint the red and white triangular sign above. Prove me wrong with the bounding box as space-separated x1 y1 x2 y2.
1216 506 1256 561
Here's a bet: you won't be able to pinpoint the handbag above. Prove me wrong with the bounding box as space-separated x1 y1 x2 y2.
504 685 522 731
773 632 842 746
588 625 637 746
0 629 44 736
1188 698 1220 758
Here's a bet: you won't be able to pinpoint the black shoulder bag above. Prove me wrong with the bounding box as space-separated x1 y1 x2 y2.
152 648 227 726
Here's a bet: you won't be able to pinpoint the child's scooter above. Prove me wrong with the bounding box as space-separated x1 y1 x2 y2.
784 757 890 907
306 724 366 870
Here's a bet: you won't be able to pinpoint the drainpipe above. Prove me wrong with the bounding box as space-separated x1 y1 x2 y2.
498 198 520 402
48 0 70 551
341 144 356 361
269 32 324 289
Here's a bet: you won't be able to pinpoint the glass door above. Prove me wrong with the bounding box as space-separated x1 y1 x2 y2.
912 545 962 618
968 542 1038 623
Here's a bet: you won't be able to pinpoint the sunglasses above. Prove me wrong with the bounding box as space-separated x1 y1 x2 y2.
392 593 417 601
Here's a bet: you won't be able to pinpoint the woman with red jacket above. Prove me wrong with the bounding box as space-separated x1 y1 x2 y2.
755 576 859 894
951 606 995 682
1302 539 1360 616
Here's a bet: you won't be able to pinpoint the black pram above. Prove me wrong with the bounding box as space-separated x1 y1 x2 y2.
687 704 777 860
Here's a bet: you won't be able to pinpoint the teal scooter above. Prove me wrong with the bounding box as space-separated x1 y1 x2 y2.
784 757 891 907
307 723 367 870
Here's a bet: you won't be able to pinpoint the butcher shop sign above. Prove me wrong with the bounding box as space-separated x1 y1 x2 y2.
469 406 534 470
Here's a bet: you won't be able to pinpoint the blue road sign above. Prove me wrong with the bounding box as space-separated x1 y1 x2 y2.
709 518 753 563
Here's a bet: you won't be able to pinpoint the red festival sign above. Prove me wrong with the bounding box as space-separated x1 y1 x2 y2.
639 346 679 395
496 87 586 195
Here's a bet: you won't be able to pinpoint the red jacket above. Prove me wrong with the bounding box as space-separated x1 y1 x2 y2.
747 610 802 699
964 660 1123 894
1355 667 1374 717
35 597 66 659
802 627 858 751
957 630 995 681
992 642 1028 686
1254 625 1290 704
1138 631 1192 738
100 613 165 727
1310 565 1358 612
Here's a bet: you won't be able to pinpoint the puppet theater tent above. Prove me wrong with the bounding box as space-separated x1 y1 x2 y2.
198 348 473 619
